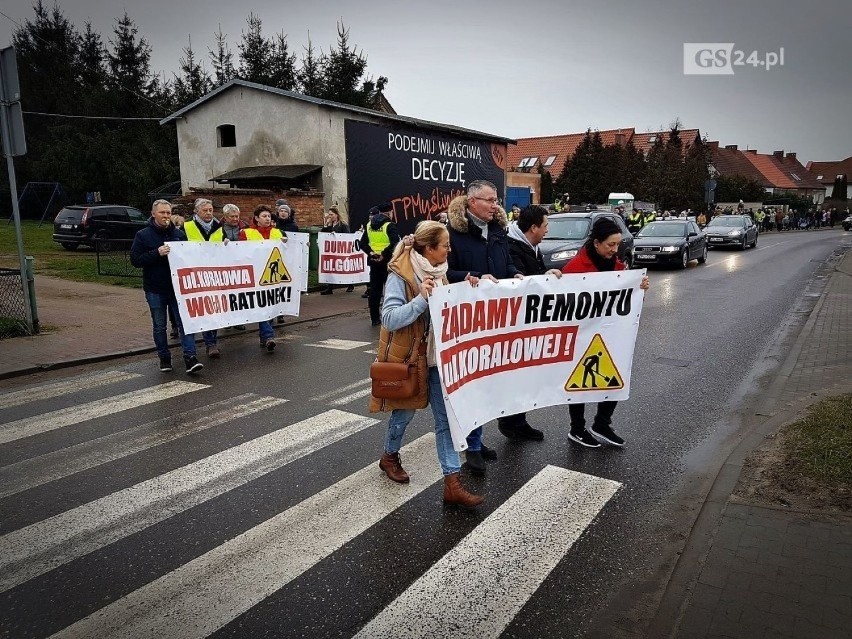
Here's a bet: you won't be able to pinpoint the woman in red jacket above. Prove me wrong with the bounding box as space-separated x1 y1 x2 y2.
562 217 650 448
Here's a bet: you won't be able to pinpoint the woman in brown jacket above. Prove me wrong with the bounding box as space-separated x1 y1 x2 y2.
370 221 483 507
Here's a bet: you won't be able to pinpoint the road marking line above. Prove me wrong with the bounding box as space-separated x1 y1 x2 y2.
355 465 621 639
304 338 372 350
0 409 378 593
0 370 142 409
364 348 377 354
310 377 371 402
0 394 287 498
704 239 791 266
48 434 441 639
0 381 208 445
329 386 373 406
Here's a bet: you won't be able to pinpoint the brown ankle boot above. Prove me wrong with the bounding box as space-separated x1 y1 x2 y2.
443 473 484 507
379 452 410 484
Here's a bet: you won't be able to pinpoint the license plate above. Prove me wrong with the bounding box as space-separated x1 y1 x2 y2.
709 237 723 242
635 254 655 260
60 224 73 229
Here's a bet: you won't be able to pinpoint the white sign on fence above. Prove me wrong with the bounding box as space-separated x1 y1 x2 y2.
168 239 305 333
428 270 645 450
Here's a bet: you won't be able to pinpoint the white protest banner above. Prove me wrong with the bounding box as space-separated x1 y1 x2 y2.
428 270 645 451
168 239 305 334
318 232 369 284
285 232 310 292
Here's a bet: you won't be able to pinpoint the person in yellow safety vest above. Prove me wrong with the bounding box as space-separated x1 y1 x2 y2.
361 202 400 326
642 209 656 226
754 208 765 229
237 204 287 352
627 208 644 234
183 198 223 358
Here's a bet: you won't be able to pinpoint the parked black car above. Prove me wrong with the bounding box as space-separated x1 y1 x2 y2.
53 205 148 251
633 220 708 268
704 214 758 250
539 211 634 270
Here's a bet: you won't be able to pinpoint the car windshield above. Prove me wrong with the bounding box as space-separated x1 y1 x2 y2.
708 217 743 227
638 223 686 237
546 218 591 240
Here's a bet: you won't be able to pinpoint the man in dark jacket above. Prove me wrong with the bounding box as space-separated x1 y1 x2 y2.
361 202 400 325
130 199 203 374
503 204 564 440
446 180 523 474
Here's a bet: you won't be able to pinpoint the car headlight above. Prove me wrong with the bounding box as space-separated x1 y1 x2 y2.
551 250 578 261
661 246 679 252
728 230 742 236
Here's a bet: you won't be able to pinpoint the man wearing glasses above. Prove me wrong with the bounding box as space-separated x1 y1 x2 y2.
446 180 524 475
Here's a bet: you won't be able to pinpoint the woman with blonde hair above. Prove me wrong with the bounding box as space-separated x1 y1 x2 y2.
320 206 353 295
371 220 484 507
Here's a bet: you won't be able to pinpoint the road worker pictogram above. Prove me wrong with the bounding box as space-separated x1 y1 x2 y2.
259 247 291 285
564 334 624 391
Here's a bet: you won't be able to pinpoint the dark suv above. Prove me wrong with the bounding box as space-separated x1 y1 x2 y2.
53 205 148 251
539 211 635 269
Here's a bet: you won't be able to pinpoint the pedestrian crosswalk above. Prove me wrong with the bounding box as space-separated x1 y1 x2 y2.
0 365 623 638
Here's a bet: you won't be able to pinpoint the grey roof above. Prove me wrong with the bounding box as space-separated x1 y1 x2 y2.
160 79 515 145
209 164 322 183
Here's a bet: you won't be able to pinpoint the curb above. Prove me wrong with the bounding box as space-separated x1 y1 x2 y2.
646 245 850 638
0 307 365 381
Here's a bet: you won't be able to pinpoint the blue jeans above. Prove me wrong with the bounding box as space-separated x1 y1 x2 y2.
145 291 196 360
383 367 461 476
202 330 217 347
258 320 275 344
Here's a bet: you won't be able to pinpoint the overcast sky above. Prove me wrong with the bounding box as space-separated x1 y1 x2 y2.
2 0 850 165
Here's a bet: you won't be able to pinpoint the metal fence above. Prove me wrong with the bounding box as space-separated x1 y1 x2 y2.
0 267 31 336
96 239 142 278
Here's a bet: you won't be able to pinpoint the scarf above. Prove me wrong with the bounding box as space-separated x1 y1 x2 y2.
583 242 618 271
409 248 448 366
194 214 214 233
467 211 488 240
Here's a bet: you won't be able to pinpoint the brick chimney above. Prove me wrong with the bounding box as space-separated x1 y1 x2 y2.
773 150 784 158
707 141 720 150
786 152 797 161
744 149 757 154
614 131 625 146
725 144 737 151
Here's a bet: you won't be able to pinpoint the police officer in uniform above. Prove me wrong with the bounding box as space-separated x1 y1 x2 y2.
361 202 400 326
627 208 644 235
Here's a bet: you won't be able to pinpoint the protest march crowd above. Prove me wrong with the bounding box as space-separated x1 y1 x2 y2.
130 181 650 508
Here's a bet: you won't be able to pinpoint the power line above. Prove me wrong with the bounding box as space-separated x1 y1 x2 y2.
23 111 163 121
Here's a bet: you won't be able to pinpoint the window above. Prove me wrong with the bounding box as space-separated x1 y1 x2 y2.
517 158 528 168
126 208 146 222
526 157 537 168
790 173 801 181
816 175 823 180
648 135 657 143
543 155 557 166
217 124 236 148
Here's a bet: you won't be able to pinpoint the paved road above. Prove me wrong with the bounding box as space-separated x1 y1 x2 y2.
0 229 846 638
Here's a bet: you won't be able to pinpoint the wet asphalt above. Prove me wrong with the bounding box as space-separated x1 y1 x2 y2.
0 228 847 638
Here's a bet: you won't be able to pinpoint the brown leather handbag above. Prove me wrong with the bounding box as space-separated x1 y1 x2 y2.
370 322 428 400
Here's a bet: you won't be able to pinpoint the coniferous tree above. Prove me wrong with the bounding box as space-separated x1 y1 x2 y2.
321 22 368 105
209 25 235 87
173 35 212 107
107 12 155 108
268 31 297 91
78 21 107 89
682 136 712 211
715 175 767 202
539 165 554 204
297 36 325 96
832 174 848 201
237 13 271 85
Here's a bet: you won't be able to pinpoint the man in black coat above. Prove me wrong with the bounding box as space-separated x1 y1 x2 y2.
502 204 564 440
361 202 400 325
130 199 203 374
446 180 523 474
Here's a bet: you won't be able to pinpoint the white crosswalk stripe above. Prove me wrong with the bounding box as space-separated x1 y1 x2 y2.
305 338 372 350
310 377 372 402
0 380 208 445
49 434 441 639
355 465 621 638
0 369 142 409
0 393 287 499
0 409 377 593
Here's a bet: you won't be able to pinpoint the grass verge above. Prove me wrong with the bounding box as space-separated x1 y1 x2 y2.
784 394 852 486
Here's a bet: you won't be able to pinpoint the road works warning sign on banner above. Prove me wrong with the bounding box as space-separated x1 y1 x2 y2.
428 271 645 451
167 239 306 333
318 232 369 284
